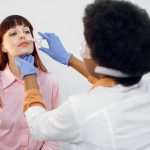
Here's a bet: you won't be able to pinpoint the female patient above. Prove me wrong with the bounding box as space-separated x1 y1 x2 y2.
0 15 59 150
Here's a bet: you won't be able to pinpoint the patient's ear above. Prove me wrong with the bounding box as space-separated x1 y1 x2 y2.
2 46 7 53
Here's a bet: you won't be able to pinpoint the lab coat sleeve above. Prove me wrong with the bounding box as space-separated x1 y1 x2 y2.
25 99 82 143
41 77 60 150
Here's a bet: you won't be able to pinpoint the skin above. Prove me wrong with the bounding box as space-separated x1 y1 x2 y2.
2 25 34 79
68 42 99 82
68 55 90 78
68 43 108 80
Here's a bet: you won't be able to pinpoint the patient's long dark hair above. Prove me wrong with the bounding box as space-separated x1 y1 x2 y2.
0 15 48 107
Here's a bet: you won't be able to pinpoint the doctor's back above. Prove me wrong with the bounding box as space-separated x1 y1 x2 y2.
68 78 150 150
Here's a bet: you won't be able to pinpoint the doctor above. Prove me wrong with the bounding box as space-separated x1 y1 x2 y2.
16 0 150 149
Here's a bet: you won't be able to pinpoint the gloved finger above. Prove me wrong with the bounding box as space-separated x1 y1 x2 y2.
14 58 20 64
43 33 57 42
55 35 61 42
14 56 20 59
14 57 23 67
27 55 35 65
21 55 29 61
14 56 20 61
28 55 33 62
14 60 20 66
44 32 56 37
46 33 59 41
31 56 35 64
14 57 24 64
38 32 49 40
39 47 53 56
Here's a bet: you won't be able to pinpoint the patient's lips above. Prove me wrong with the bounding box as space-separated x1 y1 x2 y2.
18 41 30 47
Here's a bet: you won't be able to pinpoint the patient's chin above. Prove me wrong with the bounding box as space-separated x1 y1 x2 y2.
15 51 33 57
15 49 34 57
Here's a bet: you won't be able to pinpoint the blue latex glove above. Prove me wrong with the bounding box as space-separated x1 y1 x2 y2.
15 55 37 79
38 32 72 66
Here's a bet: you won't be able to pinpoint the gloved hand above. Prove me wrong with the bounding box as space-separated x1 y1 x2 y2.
38 32 72 66
14 55 37 79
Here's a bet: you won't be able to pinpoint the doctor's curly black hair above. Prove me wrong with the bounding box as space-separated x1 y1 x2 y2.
83 0 150 86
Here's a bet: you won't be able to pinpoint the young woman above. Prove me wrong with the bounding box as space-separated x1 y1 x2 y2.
0 15 59 150
16 0 150 149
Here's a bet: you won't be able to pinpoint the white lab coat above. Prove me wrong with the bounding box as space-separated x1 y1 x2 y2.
25 79 150 150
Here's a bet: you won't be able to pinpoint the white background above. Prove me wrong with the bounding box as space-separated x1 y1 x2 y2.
0 0 150 149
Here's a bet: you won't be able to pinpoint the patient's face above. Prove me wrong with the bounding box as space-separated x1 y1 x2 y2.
2 25 34 57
